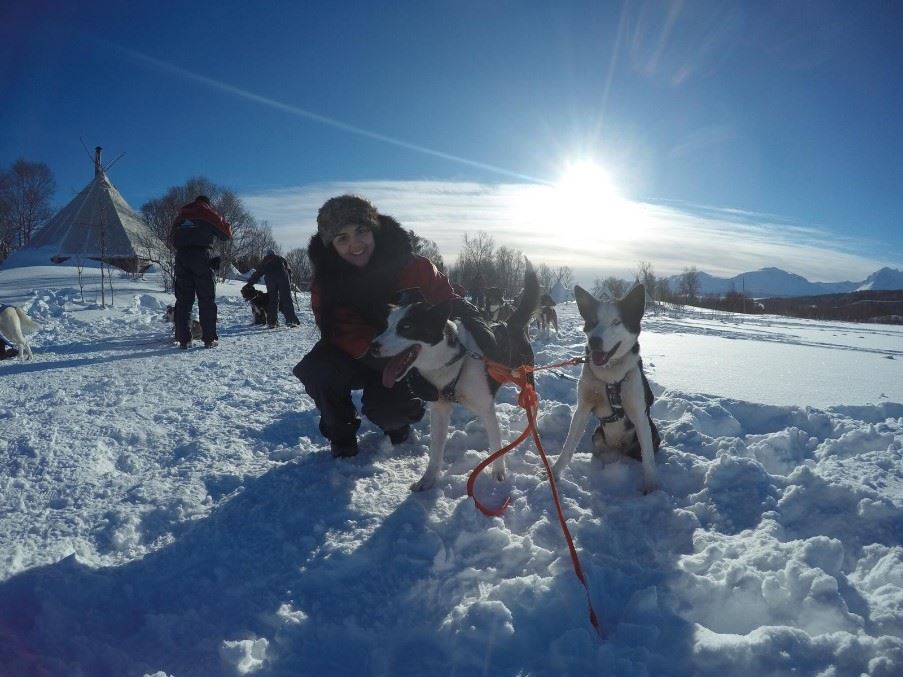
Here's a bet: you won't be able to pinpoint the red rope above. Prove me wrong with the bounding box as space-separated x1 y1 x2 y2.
466 355 603 638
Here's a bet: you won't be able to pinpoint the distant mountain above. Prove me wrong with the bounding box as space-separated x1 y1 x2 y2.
856 267 903 292
665 266 902 298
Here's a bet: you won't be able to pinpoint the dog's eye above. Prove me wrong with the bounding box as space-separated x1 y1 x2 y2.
398 321 412 331
611 319 622 327
583 320 597 331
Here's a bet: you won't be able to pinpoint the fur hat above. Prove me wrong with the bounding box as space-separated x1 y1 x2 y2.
317 195 380 246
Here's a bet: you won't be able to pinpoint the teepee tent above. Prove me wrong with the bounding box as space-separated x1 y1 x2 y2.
27 147 163 271
549 279 569 303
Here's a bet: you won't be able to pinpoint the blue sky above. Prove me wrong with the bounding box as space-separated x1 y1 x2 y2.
2 0 901 284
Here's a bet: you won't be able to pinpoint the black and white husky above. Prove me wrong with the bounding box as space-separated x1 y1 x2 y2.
551 284 661 493
371 262 539 491
0 304 40 360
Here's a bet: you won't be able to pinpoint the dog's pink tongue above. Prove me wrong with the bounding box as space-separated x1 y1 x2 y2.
382 345 420 388
592 351 608 366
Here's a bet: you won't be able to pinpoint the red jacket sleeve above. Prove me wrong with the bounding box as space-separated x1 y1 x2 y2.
400 256 455 304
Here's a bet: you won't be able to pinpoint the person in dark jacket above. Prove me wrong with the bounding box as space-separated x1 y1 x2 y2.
243 250 300 328
170 195 233 348
293 194 491 458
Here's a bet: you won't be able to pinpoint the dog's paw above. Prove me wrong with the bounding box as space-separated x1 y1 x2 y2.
491 467 506 482
642 477 659 495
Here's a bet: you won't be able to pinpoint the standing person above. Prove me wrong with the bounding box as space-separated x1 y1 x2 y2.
170 195 232 348
471 272 486 309
243 250 300 328
293 195 490 458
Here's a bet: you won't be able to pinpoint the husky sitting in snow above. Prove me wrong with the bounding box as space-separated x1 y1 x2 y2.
370 261 539 491
0 305 40 360
551 284 661 493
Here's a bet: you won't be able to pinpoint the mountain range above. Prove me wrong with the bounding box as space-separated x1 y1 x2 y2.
664 266 903 298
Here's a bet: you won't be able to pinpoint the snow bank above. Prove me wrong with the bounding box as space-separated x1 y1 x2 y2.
0 264 901 675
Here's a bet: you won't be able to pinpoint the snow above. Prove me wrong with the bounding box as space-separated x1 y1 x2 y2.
1 263 902 676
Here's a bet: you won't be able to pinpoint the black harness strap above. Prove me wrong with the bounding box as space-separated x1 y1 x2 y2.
439 345 468 401
597 377 628 424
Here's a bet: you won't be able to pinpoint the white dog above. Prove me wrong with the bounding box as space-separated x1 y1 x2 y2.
370 262 539 491
551 284 661 493
0 305 41 360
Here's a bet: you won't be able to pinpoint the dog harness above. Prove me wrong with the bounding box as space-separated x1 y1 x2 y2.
438 344 487 402
439 345 468 401
597 378 628 424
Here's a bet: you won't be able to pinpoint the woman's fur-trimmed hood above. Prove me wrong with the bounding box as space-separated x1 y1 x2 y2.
307 214 415 331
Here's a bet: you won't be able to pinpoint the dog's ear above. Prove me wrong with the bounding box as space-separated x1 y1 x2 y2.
427 299 454 323
574 286 599 324
423 299 455 343
619 284 646 332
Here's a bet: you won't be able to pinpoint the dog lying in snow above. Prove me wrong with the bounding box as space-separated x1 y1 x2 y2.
240 284 270 325
164 305 203 341
0 305 40 360
551 284 661 493
370 261 540 491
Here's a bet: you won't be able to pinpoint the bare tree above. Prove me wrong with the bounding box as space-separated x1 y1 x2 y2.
285 247 312 290
0 159 56 250
409 230 445 272
236 221 278 275
594 276 627 298
0 171 11 262
494 246 525 297
217 189 258 276
555 265 574 289
656 278 675 304
452 232 495 288
636 261 657 297
678 266 700 304
536 263 554 291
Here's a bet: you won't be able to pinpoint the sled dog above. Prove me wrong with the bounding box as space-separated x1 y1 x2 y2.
551 284 661 493
535 293 558 332
0 305 40 360
371 261 540 491
164 305 203 341
482 287 513 322
240 284 270 325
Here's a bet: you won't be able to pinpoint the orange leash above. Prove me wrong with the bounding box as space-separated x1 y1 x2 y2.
466 356 603 637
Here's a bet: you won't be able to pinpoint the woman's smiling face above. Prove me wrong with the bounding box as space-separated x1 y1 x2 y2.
331 223 375 267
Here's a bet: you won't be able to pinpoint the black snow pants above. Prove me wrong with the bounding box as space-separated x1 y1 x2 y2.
266 273 300 326
293 340 425 444
174 247 217 344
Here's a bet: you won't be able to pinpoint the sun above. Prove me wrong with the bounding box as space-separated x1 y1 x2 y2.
556 161 619 203
508 159 638 245
518 160 632 241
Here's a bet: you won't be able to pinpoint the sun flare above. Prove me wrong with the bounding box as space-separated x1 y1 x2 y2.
548 160 631 239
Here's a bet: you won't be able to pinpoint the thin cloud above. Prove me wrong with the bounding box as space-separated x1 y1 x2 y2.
242 181 893 285
101 40 544 185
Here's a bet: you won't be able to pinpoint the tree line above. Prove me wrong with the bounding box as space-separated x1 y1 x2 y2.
0 156 708 305
0 159 56 262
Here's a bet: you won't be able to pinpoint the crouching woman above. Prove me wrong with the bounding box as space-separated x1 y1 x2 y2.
293 195 457 458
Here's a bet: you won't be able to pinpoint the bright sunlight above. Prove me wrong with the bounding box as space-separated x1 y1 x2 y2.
505 158 645 257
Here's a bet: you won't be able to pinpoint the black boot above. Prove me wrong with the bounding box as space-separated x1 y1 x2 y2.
386 424 411 445
330 438 359 458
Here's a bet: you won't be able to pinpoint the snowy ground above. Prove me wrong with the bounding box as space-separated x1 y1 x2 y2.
0 263 901 676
